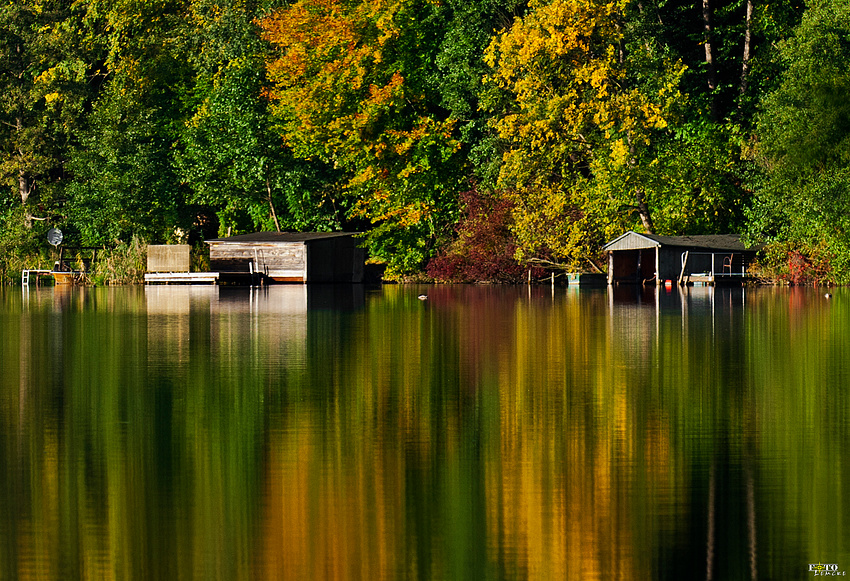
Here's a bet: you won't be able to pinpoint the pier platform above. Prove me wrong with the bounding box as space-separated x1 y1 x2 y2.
144 272 220 284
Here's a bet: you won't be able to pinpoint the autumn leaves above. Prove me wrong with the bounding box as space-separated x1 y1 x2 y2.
260 0 736 277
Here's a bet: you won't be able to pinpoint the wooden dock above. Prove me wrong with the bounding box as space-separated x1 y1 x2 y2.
680 274 751 286
21 270 53 286
144 272 220 284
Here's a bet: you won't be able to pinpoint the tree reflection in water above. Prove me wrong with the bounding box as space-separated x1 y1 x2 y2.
0 285 846 580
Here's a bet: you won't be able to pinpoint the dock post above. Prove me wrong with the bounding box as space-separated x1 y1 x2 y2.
678 251 690 286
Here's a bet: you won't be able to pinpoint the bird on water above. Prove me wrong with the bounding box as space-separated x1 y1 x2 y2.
418 294 428 300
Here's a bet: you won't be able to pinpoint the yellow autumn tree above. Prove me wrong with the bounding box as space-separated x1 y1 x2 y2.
484 0 686 269
260 0 464 277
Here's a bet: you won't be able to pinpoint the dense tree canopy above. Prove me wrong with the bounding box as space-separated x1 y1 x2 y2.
747 0 850 281
483 0 686 267
260 0 467 276
5 0 843 282
177 0 341 237
0 0 96 227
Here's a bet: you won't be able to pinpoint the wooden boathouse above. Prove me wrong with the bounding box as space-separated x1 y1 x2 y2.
603 231 758 286
205 232 365 283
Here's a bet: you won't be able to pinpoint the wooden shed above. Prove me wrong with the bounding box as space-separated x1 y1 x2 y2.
206 232 365 283
603 231 758 286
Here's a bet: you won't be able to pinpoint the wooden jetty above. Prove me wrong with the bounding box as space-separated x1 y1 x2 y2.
143 244 219 285
21 269 87 286
21 269 53 286
22 246 103 286
565 273 607 287
144 272 220 284
144 243 271 285
679 272 746 286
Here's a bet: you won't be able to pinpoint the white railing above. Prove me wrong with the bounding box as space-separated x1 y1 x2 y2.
681 252 746 278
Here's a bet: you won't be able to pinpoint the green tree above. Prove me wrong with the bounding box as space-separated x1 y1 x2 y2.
67 90 186 244
484 0 692 268
748 0 850 282
434 0 526 188
0 0 96 231
177 0 341 237
260 0 466 278
638 0 802 123
65 0 192 245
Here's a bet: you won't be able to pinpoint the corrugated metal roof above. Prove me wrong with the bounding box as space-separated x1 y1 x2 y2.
603 231 754 252
206 232 360 244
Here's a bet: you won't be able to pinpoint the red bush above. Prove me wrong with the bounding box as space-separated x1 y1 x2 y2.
426 188 526 282
783 249 833 285
427 188 538 283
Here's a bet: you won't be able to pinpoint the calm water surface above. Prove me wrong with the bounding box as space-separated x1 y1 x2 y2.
1 284 848 580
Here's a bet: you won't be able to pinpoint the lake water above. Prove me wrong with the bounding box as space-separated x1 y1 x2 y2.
1 284 848 580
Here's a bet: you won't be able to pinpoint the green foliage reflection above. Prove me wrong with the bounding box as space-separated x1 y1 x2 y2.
0 286 847 580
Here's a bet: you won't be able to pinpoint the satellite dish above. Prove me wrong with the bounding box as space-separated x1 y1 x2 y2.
47 228 63 246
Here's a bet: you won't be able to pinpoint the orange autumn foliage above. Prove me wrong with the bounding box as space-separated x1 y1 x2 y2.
259 0 463 276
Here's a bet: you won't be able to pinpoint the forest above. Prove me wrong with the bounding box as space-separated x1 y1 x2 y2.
1 0 847 283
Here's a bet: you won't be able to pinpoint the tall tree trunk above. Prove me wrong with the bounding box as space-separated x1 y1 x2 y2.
16 115 34 228
635 188 654 234
627 133 655 233
266 176 282 232
739 0 754 101
16 117 31 206
702 0 718 120
19 169 34 229
19 169 31 206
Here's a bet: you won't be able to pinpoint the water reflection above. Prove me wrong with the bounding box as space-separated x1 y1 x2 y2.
0 285 848 580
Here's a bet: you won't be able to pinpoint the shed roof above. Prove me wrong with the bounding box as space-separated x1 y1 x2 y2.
603 231 755 252
206 231 359 244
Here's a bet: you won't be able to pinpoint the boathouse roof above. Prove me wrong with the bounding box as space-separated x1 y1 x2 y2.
206 231 360 244
603 231 755 253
